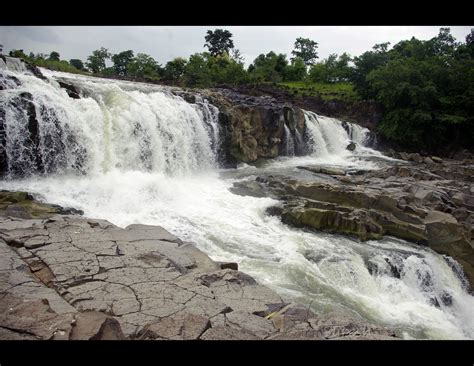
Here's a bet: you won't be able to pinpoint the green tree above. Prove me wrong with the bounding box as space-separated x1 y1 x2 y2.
248 52 288 82
48 51 60 61
112 50 135 76
291 37 319 67
363 29 474 151
204 29 234 57
86 47 111 74
9 49 27 58
308 62 328 83
284 57 306 81
163 57 187 83
183 53 213 87
69 59 85 70
127 53 162 80
350 43 391 98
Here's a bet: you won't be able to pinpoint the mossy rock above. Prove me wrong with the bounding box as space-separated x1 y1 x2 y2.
0 190 80 219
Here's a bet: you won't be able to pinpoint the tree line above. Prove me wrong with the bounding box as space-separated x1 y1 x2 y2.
8 30 327 85
7 27 474 152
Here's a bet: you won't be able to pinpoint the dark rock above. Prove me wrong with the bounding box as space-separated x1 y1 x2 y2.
217 262 239 271
58 81 80 99
346 142 357 151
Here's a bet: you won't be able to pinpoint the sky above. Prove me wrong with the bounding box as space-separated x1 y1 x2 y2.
0 26 472 68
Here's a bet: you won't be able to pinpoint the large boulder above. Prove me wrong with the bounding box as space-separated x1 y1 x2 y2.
199 89 310 166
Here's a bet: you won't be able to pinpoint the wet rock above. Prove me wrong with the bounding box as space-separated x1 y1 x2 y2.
297 165 346 176
346 142 357 151
199 89 309 165
229 180 268 197
58 81 80 99
245 162 474 290
217 262 239 270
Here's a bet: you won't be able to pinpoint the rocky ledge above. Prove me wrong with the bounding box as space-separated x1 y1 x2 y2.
232 154 474 290
0 191 397 340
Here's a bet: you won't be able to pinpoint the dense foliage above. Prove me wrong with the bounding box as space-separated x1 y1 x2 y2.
351 28 474 151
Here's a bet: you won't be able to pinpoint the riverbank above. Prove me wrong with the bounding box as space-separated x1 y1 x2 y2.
0 191 397 340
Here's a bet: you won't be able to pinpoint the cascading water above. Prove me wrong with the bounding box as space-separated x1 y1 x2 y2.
0 67 220 178
304 110 368 157
1 64 473 340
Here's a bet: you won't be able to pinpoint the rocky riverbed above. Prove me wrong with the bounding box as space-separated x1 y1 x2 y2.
231 152 474 292
0 191 397 340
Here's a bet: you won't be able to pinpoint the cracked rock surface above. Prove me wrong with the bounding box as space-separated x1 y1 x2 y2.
0 193 397 340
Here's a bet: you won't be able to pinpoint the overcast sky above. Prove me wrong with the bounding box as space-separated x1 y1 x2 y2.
1 26 472 67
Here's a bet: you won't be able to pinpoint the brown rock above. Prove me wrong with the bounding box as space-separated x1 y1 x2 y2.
70 311 126 340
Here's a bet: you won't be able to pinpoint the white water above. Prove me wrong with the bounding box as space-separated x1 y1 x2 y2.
1 65 473 339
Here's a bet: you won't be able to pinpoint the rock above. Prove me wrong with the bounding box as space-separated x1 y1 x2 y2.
140 312 211 340
298 165 346 176
58 81 80 99
281 204 384 241
200 326 260 340
3 205 341 340
346 142 356 151
199 89 309 165
70 311 126 340
245 167 474 290
225 311 277 339
229 180 268 197
217 262 239 270
266 306 397 340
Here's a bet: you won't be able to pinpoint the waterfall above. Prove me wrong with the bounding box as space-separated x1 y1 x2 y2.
1 65 473 340
0 66 220 178
0 56 28 73
303 110 369 157
283 124 295 156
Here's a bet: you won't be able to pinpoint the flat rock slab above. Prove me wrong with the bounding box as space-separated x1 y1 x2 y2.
0 208 398 340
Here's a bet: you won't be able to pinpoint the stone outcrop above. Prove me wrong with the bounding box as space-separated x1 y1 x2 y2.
0 191 397 340
195 89 311 166
219 84 384 131
232 157 474 290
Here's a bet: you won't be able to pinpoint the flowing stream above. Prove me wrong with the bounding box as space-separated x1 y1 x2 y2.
1 64 473 339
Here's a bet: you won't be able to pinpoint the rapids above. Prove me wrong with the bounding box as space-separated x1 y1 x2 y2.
1 65 473 339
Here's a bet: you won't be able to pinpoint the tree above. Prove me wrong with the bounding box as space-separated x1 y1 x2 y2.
428 27 457 57
291 37 318 67
127 53 161 80
69 59 85 70
284 57 306 81
163 57 187 83
248 52 288 83
48 51 60 61
86 47 111 74
350 43 391 98
112 50 134 76
230 48 244 64
204 29 234 57
9 49 27 58
183 53 212 87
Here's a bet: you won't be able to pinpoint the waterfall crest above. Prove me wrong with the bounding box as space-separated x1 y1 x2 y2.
0 67 220 178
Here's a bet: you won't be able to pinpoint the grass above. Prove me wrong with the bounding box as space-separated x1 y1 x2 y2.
277 81 360 101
